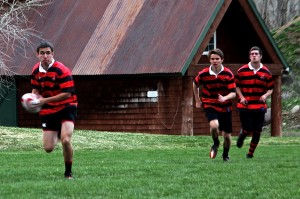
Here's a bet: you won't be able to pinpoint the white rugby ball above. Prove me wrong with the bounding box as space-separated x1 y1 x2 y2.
21 93 41 113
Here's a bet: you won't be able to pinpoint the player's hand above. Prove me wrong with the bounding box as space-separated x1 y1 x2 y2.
240 97 248 105
31 96 45 106
260 95 267 103
218 94 226 103
31 99 41 105
195 101 202 108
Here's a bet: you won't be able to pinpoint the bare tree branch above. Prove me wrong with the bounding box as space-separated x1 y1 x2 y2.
0 0 51 96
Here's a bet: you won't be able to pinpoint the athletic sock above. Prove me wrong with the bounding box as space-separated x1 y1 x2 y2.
223 147 229 157
248 132 261 155
213 138 220 147
65 160 73 174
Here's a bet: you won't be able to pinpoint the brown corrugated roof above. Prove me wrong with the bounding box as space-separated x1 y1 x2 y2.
73 0 222 75
8 0 222 76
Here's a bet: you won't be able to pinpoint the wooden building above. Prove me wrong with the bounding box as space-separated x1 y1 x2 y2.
3 0 289 136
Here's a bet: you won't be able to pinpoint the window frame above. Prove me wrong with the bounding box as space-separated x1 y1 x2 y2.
202 32 216 56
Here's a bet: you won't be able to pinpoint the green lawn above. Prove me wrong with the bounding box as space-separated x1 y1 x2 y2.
0 126 299 199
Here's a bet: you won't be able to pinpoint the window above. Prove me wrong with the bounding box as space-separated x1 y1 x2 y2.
202 32 216 55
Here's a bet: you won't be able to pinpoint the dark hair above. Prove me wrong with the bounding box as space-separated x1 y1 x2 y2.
208 48 224 59
36 41 54 53
249 46 262 56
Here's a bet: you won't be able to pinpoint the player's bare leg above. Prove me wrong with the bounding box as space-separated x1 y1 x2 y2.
209 119 220 158
222 132 231 161
61 121 74 179
43 130 59 153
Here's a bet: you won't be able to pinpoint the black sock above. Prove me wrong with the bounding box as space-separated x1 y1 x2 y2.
223 147 230 157
65 160 73 174
248 132 261 155
213 138 220 147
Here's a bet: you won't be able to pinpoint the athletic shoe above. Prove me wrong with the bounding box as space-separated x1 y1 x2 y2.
210 145 219 159
64 172 73 179
223 156 230 162
236 132 245 148
246 154 253 159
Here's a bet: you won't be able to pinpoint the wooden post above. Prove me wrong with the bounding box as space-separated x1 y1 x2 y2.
271 75 282 136
181 76 194 136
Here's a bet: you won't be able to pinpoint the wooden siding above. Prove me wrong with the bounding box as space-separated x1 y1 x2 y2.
74 77 183 134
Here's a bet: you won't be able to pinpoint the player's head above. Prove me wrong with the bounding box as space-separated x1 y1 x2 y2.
36 41 54 53
208 48 224 60
208 48 224 67
249 46 262 63
36 41 54 66
249 46 262 56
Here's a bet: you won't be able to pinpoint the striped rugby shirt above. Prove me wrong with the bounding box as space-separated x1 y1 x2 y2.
31 60 78 115
194 65 236 112
235 63 273 111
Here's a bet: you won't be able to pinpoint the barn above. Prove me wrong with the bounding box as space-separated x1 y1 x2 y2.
0 0 289 136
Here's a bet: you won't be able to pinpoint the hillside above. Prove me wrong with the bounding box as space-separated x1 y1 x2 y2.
272 16 300 134
254 0 300 30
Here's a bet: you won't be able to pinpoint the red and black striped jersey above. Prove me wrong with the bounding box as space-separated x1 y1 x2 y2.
235 64 273 111
31 61 78 115
194 66 236 112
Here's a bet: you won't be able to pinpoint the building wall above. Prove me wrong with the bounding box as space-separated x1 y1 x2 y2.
75 76 183 135
0 85 17 126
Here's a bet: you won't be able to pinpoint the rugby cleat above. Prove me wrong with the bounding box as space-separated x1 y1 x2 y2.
246 154 254 159
236 132 246 148
223 156 230 162
210 145 219 159
64 172 73 179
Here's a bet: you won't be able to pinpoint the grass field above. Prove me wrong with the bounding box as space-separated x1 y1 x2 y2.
0 126 299 199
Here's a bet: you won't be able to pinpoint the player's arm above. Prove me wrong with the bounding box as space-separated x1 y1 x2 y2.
31 89 71 106
236 87 247 105
218 91 236 102
218 76 236 102
193 82 202 108
260 89 273 103
40 92 71 105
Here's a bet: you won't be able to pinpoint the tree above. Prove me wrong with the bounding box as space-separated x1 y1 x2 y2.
0 0 51 96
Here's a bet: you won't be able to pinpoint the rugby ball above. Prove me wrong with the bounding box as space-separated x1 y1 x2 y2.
21 93 41 113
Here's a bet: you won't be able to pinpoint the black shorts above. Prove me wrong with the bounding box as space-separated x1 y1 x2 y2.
239 110 265 132
205 108 232 133
41 106 77 132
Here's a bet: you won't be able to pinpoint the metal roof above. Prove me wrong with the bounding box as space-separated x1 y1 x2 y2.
73 0 223 75
8 0 222 76
6 0 289 76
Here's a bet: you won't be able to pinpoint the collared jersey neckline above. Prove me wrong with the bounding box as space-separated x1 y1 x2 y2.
39 59 55 73
248 62 263 74
209 64 224 76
